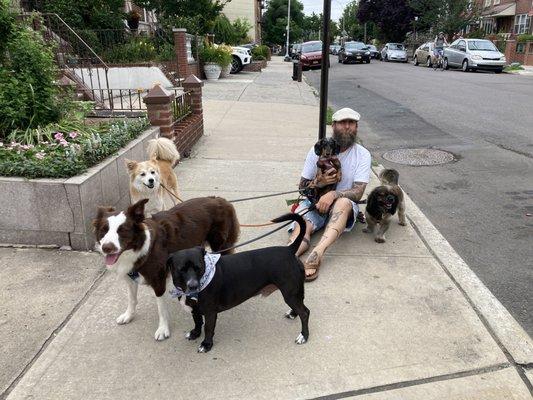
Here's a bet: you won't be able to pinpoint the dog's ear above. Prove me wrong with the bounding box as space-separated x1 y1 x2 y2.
125 159 137 171
92 206 114 232
314 139 325 156
332 139 341 155
127 199 148 223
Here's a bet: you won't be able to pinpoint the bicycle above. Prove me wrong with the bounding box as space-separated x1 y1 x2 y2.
433 49 445 71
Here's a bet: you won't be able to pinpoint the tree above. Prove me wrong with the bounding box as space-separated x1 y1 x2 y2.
357 0 414 43
409 0 479 39
339 1 364 41
262 0 305 45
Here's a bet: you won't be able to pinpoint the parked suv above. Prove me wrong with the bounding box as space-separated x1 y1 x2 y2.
338 41 371 64
298 41 324 70
443 39 506 73
231 46 252 74
413 42 438 67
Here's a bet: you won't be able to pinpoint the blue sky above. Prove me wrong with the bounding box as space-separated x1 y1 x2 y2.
299 0 351 21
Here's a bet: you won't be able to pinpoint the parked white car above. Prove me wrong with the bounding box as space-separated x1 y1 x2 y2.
231 46 252 74
443 39 505 73
380 43 408 62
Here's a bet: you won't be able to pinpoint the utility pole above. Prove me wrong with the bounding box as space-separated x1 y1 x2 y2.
364 22 367 43
284 0 291 61
318 0 332 140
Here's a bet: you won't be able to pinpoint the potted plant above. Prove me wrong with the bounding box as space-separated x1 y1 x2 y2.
127 10 141 31
218 45 233 78
200 45 223 80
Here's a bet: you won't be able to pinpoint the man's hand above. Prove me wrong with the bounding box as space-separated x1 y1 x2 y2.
315 168 338 188
316 191 337 214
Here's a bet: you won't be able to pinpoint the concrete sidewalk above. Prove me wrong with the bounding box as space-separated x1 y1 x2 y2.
3 57 533 400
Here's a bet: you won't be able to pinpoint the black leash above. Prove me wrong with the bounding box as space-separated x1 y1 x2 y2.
212 206 315 254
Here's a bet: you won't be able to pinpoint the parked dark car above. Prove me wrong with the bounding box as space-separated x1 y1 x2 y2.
338 41 371 64
366 44 380 59
299 41 324 70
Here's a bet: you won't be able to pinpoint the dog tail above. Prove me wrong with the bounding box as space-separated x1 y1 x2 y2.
146 137 180 165
271 213 306 254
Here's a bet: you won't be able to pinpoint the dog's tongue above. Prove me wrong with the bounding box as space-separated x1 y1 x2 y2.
105 253 120 266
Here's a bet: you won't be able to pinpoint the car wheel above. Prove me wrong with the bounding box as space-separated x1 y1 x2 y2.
338 57 342 63
414 55 419 66
443 58 449 70
426 57 432 67
366 59 371 64
230 55 242 74
494 68 503 74
462 59 469 72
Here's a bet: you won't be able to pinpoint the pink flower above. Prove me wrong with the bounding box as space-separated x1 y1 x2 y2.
59 139 68 147
35 152 46 160
69 131 78 139
54 132 64 141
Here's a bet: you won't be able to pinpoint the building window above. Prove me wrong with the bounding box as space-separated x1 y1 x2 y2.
516 43 525 53
484 0 491 7
493 0 500 4
482 18 495 34
514 14 531 34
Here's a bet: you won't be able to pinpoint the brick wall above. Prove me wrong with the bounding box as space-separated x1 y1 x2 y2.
243 60 267 72
173 114 203 156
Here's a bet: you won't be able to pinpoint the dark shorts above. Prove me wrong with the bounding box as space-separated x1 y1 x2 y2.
289 198 358 233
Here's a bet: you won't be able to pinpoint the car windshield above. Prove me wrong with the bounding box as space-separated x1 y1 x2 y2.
302 42 322 53
345 42 365 50
388 44 405 50
367 45 377 51
468 40 498 51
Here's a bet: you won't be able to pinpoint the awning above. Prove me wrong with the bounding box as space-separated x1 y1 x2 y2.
481 3 516 17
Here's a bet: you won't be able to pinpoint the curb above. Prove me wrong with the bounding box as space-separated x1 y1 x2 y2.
372 164 533 368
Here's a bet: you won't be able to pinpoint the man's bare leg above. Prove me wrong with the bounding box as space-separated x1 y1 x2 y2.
288 220 314 257
304 198 353 277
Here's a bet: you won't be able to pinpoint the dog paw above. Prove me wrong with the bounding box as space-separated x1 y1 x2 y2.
185 330 201 340
285 309 297 320
375 237 385 243
399 221 407 226
295 333 308 345
362 228 370 233
197 342 213 353
116 312 134 325
154 326 170 341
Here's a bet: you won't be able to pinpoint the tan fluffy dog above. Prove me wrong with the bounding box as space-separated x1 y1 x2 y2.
125 137 180 217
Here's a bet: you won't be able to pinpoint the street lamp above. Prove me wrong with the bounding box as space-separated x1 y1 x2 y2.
284 0 291 61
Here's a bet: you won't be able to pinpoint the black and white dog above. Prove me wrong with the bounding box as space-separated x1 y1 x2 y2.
167 213 310 353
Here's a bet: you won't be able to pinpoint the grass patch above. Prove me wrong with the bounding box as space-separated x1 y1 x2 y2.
326 106 333 125
504 64 524 72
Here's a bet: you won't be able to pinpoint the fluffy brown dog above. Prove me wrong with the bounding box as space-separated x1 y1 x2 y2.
125 137 180 217
93 197 239 341
363 169 406 243
305 138 342 204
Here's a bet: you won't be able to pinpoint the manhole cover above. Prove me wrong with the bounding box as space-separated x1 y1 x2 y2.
382 148 455 166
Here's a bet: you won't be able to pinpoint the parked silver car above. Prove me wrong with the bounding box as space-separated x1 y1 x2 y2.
443 39 506 73
381 43 408 62
413 42 438 67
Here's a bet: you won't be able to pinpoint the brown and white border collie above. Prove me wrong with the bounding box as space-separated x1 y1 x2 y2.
125 137 180 217
93 197 239 341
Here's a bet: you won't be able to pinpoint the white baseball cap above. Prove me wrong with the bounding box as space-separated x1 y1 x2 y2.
332 108 361 122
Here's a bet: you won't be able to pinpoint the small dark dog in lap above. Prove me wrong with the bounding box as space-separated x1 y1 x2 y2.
305 138 342 204
167 213 310 353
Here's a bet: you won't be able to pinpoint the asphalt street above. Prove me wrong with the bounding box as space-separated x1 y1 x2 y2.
305 56 533 336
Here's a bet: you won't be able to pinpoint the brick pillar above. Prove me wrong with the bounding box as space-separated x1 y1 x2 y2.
525 41 533 66
143 85 175 138
183 75 204 116
173 28 188 80
505 40 516 63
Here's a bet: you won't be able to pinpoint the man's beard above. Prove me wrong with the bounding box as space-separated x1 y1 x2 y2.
333 129 356 149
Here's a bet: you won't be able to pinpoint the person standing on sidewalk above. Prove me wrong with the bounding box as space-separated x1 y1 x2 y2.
288 107 371 281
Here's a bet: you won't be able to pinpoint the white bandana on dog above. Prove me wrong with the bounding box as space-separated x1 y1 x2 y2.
170 252 220 298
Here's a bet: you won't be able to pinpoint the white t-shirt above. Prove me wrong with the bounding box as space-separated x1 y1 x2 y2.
301 143 371 190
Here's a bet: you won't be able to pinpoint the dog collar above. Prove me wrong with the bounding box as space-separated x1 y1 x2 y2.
170 253 220 299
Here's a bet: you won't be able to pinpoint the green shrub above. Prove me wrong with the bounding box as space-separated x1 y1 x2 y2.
102 38 158 63
517 34 533 43
0 117 149 179
252 45 269 60
0 7 63 138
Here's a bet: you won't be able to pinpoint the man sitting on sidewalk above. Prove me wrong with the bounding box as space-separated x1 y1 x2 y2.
288 107 371 281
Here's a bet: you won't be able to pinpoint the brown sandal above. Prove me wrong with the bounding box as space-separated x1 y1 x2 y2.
304 256 321 282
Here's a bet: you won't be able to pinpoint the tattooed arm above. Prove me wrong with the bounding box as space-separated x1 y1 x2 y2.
335 182 367 202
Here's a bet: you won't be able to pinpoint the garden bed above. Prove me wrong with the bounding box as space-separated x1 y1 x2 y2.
0 126 159 250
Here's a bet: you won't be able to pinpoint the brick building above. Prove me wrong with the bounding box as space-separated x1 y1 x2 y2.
222 0 264 43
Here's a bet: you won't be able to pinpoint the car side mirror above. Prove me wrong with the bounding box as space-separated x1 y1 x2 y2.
459 46 466 52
